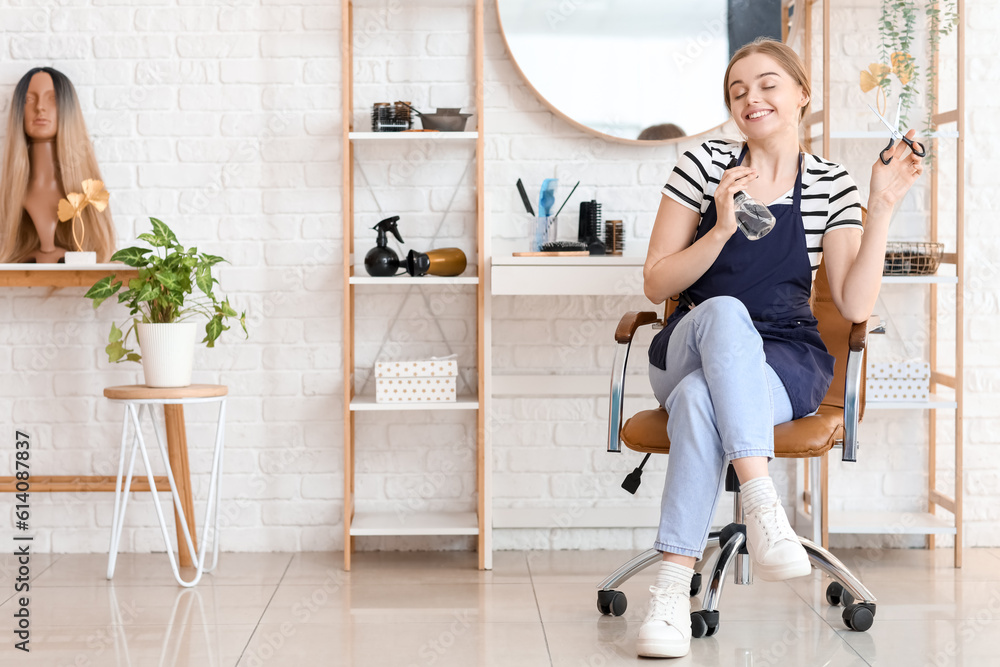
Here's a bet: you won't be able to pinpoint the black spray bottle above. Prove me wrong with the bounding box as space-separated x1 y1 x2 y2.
364 216 404 276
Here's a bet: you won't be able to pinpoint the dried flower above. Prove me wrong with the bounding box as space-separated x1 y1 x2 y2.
890 51 915 86
57 179 110 252
860 63 891 93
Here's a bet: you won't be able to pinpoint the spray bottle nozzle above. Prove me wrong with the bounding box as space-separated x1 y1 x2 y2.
372 216 404 245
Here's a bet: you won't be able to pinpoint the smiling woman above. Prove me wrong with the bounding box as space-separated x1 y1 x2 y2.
0 67 115 263
496 0 786 142
633 37 925 659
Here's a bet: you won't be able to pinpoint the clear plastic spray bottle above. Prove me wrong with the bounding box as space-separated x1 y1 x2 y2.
732 190 776 240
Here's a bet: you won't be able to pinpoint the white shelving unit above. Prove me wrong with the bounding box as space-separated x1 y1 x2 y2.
866 394 958 411
828 511 956 536
349 511 480 536
341 0 489 570
347 131 479 141
802 0 965 563
825 130 960 140
348 395 480 412
349 276 480 286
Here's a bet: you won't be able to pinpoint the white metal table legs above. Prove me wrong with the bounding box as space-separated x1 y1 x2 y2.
107 399 227 587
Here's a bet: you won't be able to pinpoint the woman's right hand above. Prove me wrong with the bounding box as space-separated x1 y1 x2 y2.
712 165 758 240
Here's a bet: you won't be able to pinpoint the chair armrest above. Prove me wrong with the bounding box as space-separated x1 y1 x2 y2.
615 311 660 344
842 315 885 462
608 312 660 452
849 315 884 352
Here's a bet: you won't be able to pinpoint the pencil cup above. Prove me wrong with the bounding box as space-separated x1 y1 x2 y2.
531 215 557 252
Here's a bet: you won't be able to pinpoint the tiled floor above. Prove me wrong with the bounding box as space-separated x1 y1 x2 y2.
1 547 998 666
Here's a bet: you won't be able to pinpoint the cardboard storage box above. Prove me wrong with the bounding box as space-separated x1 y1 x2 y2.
374 358 458 403
866 361 930 402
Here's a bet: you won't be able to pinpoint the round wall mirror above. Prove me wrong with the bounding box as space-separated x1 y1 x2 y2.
497 0 788 143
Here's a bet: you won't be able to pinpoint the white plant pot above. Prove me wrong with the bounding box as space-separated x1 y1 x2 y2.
64 251 97 265
136 322 197 388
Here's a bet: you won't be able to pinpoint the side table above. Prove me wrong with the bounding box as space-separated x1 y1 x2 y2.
104 384 228 587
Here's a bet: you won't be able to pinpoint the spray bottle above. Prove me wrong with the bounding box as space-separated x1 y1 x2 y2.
725 157 776 241
733 190 776 240
364 216 404 276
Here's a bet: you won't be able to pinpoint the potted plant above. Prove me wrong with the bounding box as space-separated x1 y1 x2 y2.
85 217 247 387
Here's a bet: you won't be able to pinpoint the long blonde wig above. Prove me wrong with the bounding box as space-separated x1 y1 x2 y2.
0 67 115 263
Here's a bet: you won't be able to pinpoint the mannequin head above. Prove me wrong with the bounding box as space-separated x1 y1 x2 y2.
0 67 115 262
23 70 59 142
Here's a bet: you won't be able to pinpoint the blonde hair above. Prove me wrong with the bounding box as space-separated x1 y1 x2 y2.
0 67 115 263
723 38 812 124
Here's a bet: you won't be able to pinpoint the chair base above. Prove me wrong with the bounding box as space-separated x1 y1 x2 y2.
596 523 877 633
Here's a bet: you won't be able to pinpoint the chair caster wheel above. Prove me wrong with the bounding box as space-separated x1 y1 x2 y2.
690 609 719 638
826 581 855 607
597 590 627 616
690 572 702 598
843 603 875 632
826 581 843 605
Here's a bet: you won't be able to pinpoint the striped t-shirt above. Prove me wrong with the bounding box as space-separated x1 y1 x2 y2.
662 139 864 278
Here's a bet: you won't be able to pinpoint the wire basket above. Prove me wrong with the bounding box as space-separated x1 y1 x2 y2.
883 242 944 276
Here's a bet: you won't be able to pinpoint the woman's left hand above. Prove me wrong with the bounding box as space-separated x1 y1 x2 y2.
869 129 925 209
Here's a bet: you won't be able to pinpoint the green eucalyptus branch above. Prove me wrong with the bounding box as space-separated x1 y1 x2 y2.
921 0 959 164
875 0 959 163
85 217 248 363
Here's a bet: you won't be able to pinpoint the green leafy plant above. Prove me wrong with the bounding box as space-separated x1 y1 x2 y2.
866 1 959 140
876 0 920 126
85 217 248 363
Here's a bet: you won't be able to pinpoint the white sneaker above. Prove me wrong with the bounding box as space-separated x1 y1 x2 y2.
636 583 691 658
744 499 811 581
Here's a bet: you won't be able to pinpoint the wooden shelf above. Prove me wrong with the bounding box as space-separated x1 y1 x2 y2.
349 510 479 536
810 130 961 140
881 275 958 284
828 511 957 535
867 393 958 411
349 395 478 411
348 132 478 141
0 263 137 287
349 276 479 286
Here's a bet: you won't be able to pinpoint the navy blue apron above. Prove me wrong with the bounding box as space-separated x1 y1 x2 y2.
648 144 834 419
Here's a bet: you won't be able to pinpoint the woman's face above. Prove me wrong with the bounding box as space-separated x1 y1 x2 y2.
23 71 58 142
727 53 807 141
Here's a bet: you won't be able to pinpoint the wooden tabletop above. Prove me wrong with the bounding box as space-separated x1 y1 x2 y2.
104 384 228 400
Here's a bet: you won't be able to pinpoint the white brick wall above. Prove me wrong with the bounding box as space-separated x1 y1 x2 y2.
0 0 996 555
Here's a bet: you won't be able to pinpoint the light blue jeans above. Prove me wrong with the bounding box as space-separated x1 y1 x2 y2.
648 296 794 559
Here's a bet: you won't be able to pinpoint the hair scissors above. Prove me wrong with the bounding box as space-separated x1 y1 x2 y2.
868 98 926 165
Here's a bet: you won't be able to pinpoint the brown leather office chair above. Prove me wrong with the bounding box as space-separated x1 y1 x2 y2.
599 255 884 636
